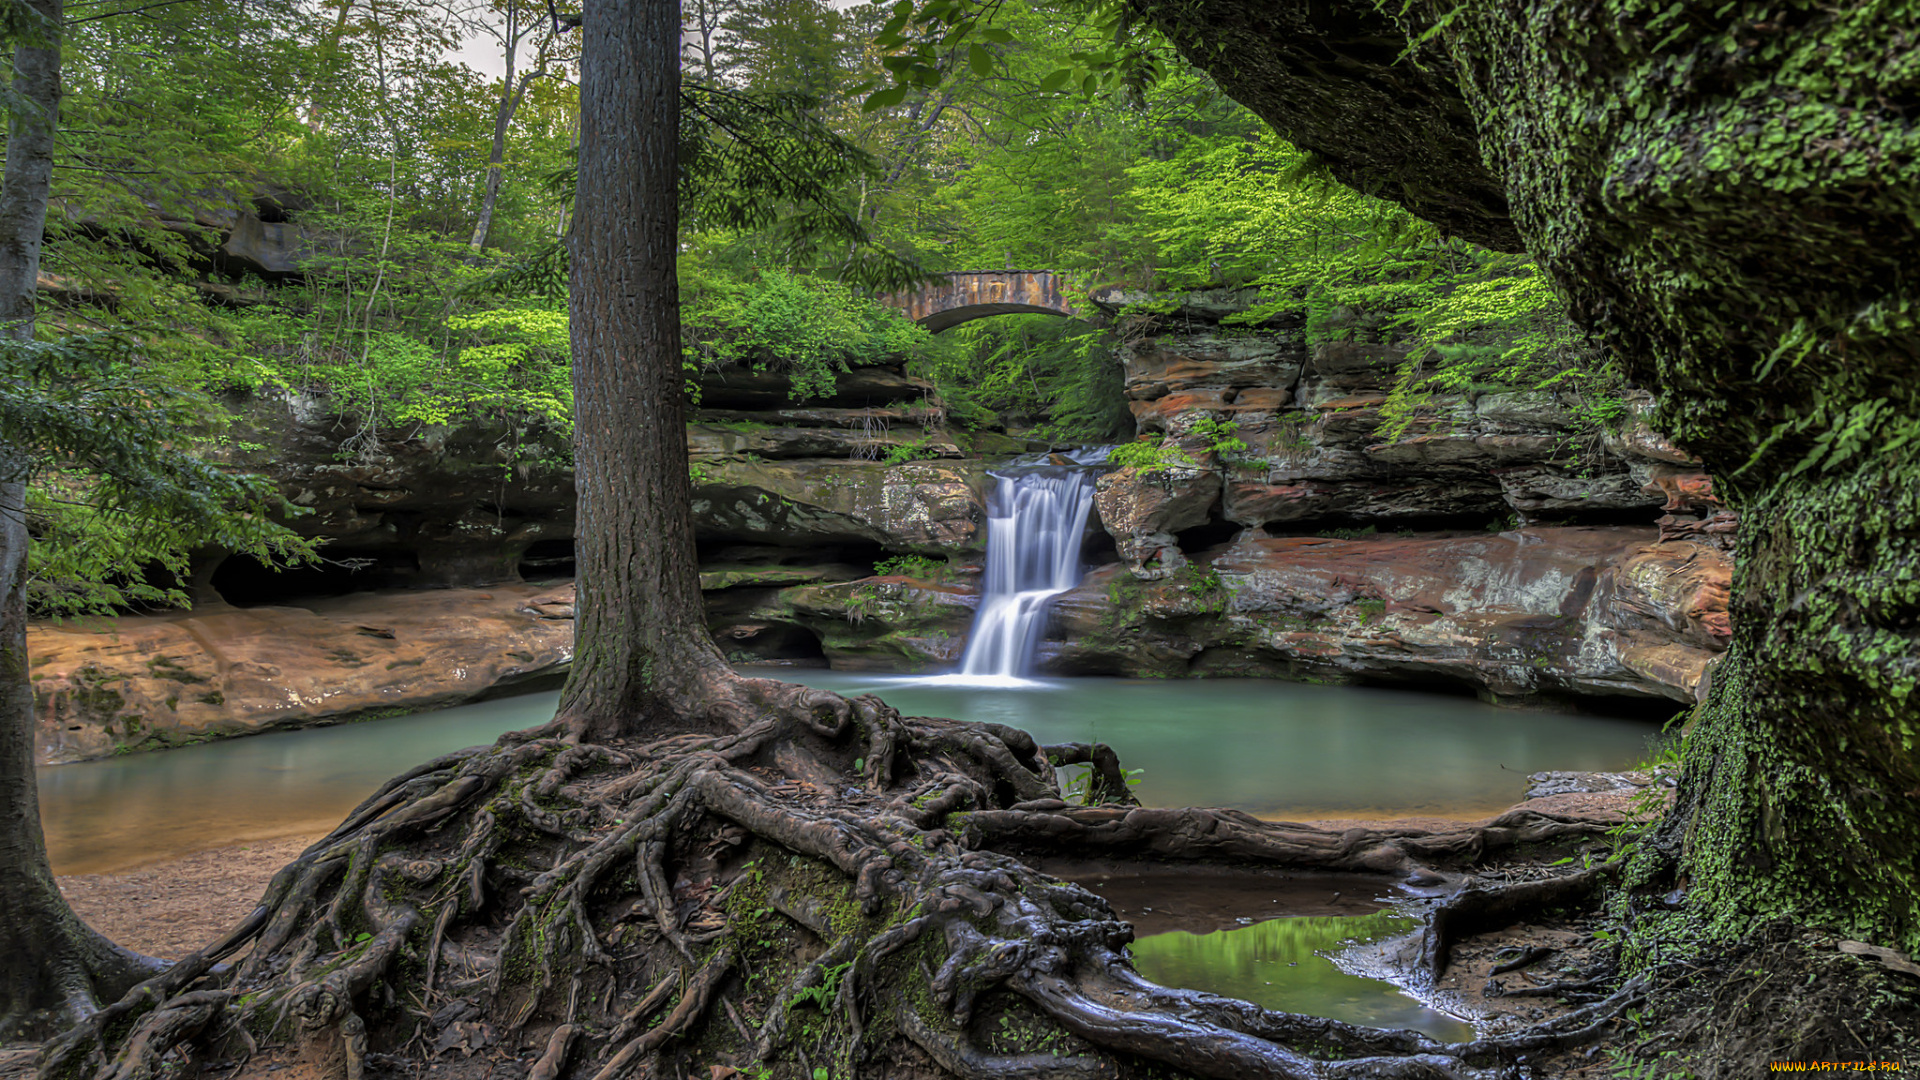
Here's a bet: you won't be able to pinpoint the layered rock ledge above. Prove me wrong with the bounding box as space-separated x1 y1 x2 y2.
31 585 574 765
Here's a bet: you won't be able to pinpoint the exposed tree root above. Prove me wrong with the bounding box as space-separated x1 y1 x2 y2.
42 687 1640 1080
1422 863 1617 979
959 804 1610 875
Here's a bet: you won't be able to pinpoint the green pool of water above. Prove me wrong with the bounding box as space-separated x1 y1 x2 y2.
39 671 1654 875
1129 910 1472 1041
748 669 1657 818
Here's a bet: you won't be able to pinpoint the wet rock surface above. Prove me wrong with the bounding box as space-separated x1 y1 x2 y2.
1525 769 1674 798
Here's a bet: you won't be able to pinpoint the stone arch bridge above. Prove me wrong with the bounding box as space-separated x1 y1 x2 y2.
882 271 1079 332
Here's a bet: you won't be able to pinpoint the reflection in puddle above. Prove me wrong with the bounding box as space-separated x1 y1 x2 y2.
1129 911 1474 1041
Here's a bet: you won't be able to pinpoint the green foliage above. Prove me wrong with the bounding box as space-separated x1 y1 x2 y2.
681 261 932 401
1188 416 1248 460
913 315 1130 442
1059 763 1145 806
879 438 941 465
1121 134 1616 453
1106 435 1195 475
872 554 944 580
2 334 315 618
494 83 935 299
787 960 852 1012
220 302 574 440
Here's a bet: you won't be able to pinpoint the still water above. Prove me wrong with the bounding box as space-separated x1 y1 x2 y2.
1067 867 1474 1039
762 669 1655 818
38 672 1655 875
1131 911 1472 1041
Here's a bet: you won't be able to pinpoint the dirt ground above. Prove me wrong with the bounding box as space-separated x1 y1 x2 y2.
57 836 317 961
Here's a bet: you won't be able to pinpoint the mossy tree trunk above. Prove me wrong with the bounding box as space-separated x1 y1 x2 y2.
1421 0 1920 954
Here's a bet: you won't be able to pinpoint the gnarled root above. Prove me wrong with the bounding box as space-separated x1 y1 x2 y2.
50 683 1638 1080
1422 862 1618 979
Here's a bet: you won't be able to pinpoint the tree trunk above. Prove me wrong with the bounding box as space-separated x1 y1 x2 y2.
0 0 166 1040
558 0 735 741
465 69 533 256
466 0 535 257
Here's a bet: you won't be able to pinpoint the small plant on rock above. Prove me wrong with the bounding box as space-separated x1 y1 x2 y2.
881 438 941 465
1107 435 1197 476
873 554 944 580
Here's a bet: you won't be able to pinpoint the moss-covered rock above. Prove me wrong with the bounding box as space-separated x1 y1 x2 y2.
779 577 976 671
1131 0 1920 952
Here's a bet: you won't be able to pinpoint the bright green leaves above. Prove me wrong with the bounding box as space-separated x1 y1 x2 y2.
860 0 1159 111
1106 435 1198 475
865 84 911 109
915 314 1128 442
679 262 934 403
220 302 574 445
1 333 316 618
969 42 994 77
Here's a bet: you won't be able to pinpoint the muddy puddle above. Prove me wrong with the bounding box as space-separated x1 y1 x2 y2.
1054 862 1474 1041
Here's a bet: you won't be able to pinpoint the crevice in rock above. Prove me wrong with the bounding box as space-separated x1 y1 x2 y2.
210 548 421 606
715 619 829 666
516 537 576 581
1172 512 1240 555
1516 502 1667 529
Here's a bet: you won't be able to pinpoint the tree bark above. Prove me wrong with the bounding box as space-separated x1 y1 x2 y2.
559 0 735 741
0 0 166 1040
466 0 544 256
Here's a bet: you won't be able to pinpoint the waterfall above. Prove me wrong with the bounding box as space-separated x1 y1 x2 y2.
952 465 1098 681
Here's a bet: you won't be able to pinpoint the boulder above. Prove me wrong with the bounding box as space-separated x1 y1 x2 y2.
753 577 976 671
691 459 988 556
695 365 937 410
687 423 963 462
209 392 574 592
1093 466 1224 575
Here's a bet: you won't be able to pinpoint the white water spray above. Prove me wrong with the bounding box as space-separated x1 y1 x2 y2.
950 465 1098 682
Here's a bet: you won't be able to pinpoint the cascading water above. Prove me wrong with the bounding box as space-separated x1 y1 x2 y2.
951 461 1100 681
